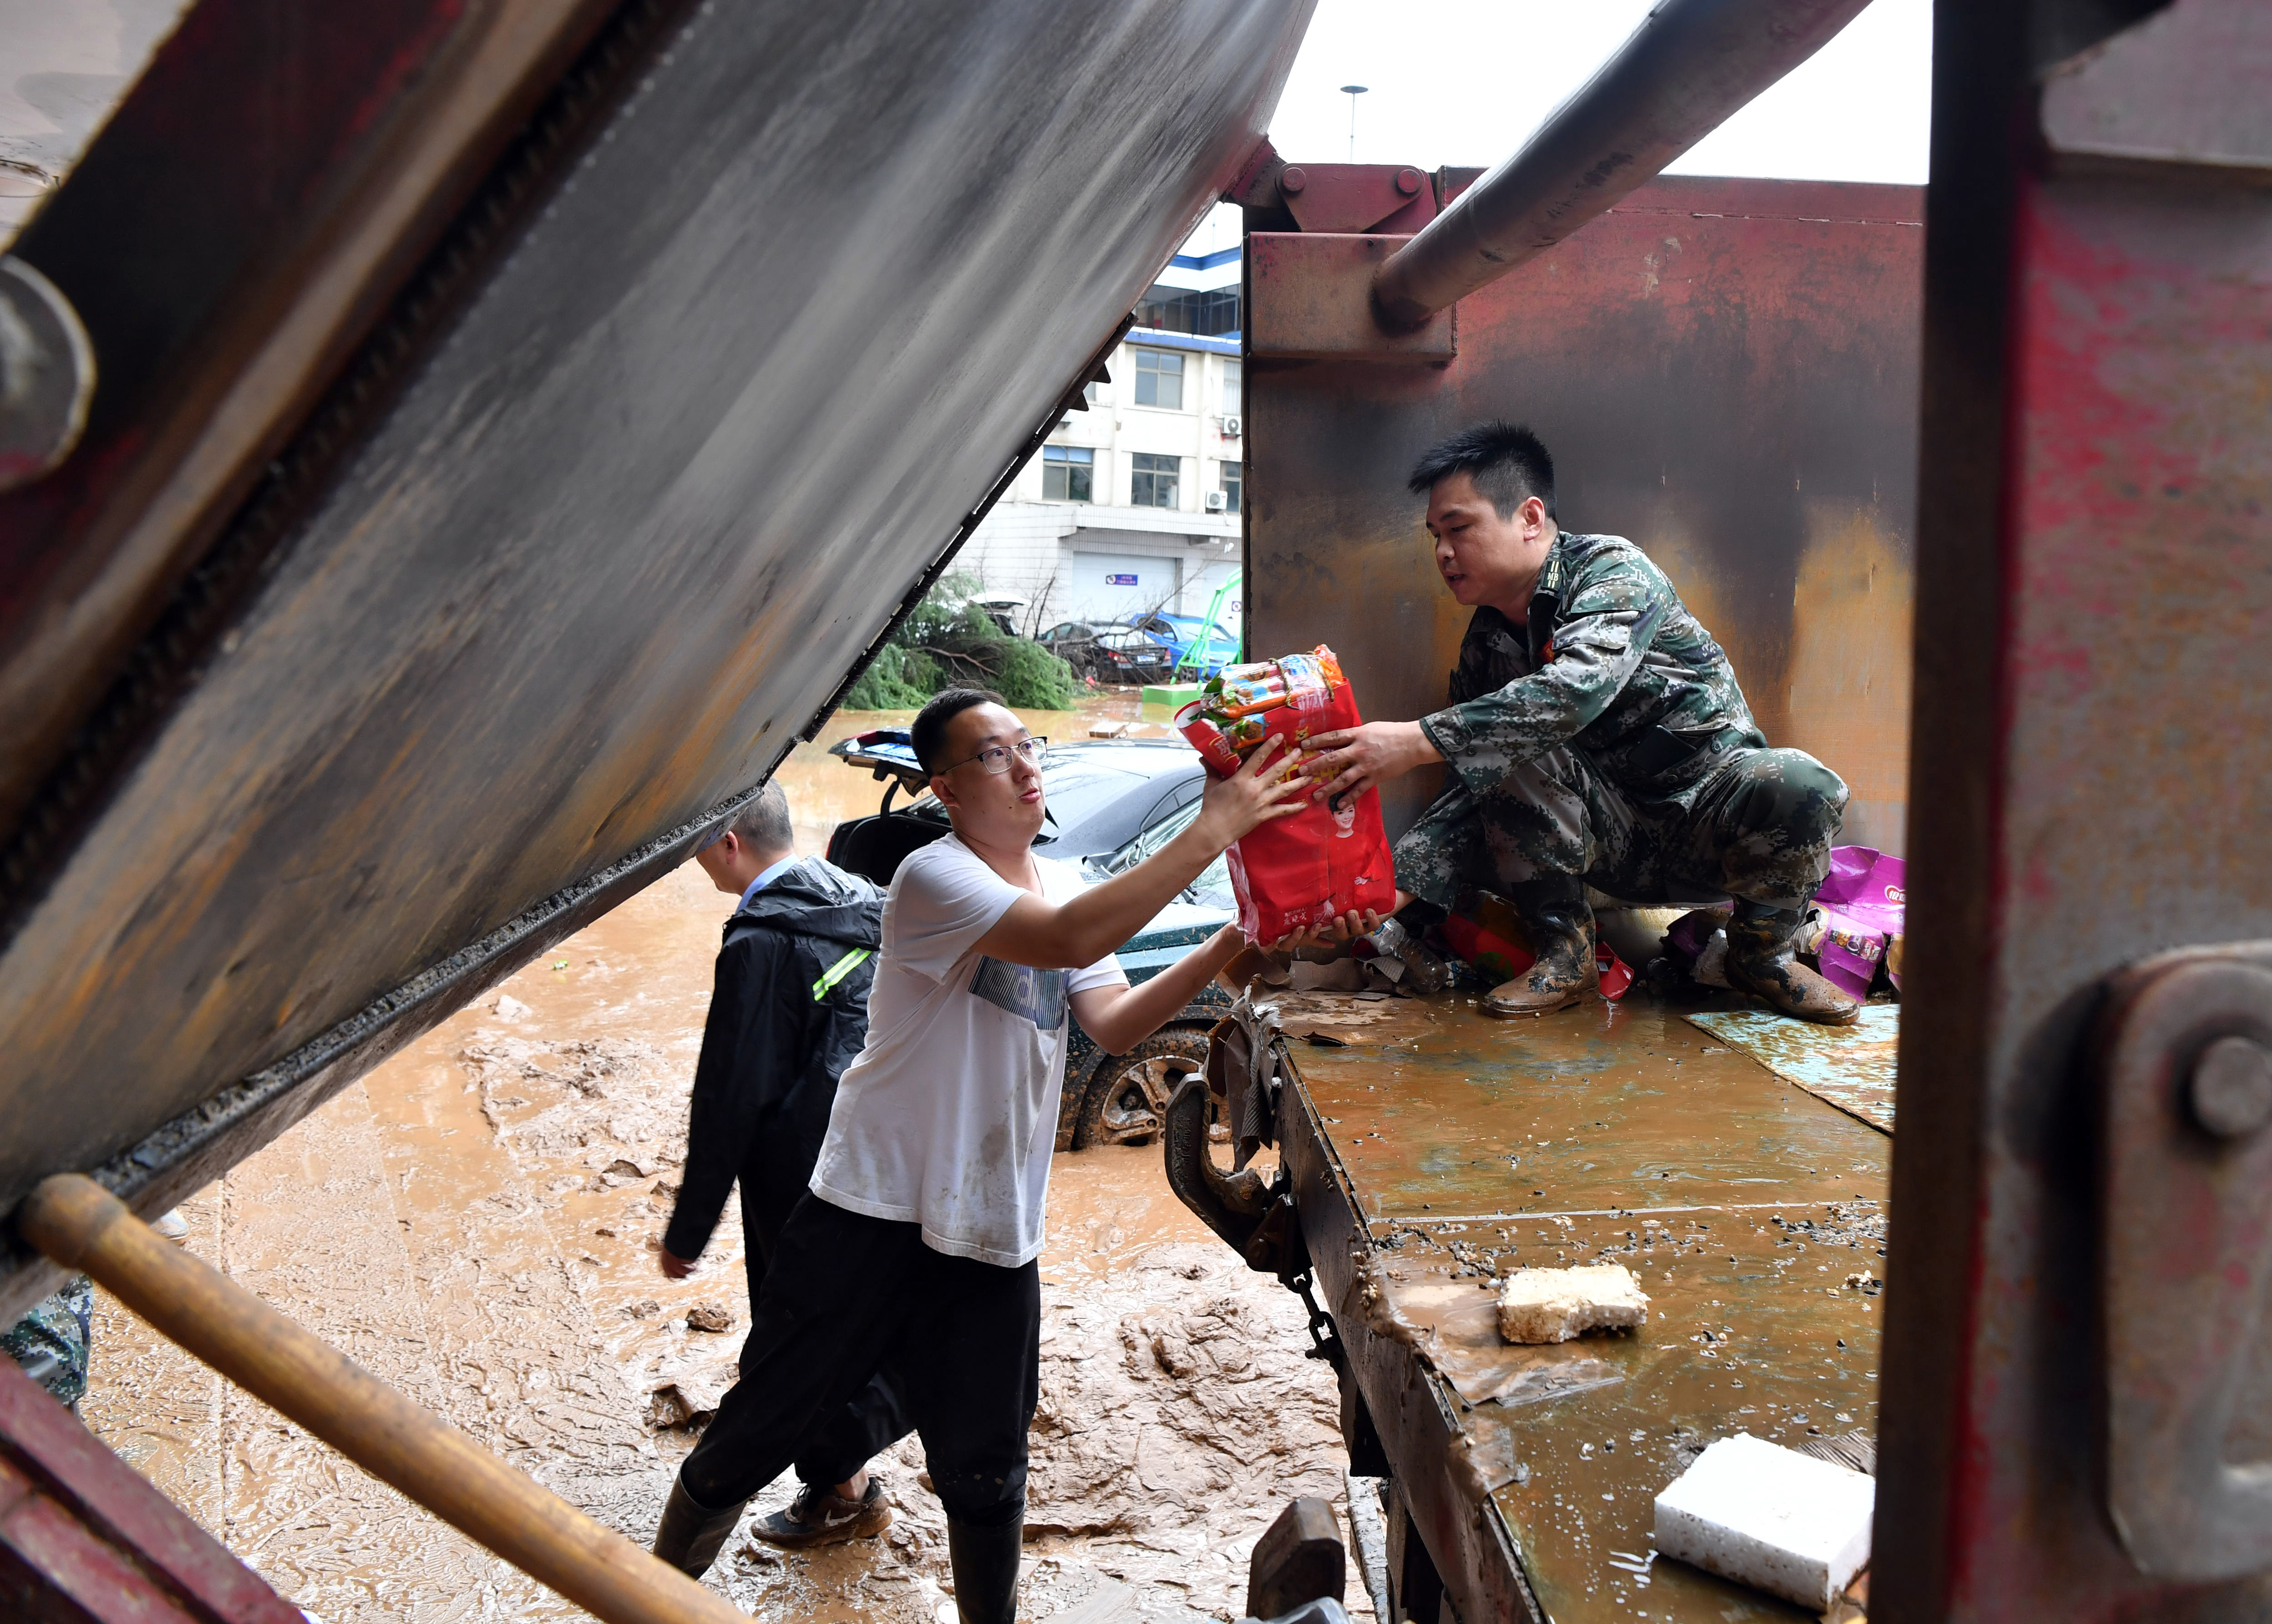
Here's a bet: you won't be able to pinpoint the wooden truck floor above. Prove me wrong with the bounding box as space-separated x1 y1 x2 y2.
1269 985 1890 1621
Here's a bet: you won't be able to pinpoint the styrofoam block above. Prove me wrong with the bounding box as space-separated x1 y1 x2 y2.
1652 1433 1873 1609
1495 1264 1649 1344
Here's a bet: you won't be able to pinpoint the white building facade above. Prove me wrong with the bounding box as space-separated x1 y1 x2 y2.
956 237 1246 636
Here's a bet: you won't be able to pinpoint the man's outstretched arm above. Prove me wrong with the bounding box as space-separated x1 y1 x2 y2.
1068 924 1249 1056
973 739 1308 970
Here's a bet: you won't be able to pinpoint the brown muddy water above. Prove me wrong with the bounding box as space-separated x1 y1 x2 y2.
81 695 1362 1624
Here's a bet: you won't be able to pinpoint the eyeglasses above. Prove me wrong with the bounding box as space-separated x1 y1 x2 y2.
941 736 1049 775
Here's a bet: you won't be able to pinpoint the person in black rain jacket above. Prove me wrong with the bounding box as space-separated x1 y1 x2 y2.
659 779 905 1548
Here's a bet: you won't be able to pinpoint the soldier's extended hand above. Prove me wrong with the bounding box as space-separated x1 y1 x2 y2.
1305 721 1444 807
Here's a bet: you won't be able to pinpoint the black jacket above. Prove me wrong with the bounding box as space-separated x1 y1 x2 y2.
664 857 882 1262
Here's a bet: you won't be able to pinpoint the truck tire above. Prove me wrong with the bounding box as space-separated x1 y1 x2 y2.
1074 1029 1211 1148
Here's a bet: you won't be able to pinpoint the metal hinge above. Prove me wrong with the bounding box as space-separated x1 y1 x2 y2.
2098 940 2272 1580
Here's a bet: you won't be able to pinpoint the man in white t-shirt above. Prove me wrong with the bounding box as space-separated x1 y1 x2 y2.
651 687 1307 1619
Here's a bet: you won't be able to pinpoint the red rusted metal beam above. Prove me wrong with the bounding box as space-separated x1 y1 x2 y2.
1247 234 1454 364
0 1355 303 1623
1371 0 1873 328
1878 0 2272 1615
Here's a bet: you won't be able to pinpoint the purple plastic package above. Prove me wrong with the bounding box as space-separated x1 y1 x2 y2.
1811 847 1907 999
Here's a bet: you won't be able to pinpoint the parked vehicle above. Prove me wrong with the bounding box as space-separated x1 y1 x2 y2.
1088 623 1178 685
1139 612 1240 679
1036 620 1106 675
1044 613 1236 685
972 594 1029 637
824 730 1234 1147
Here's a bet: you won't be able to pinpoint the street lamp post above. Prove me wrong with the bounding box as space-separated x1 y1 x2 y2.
1340 84 1367 162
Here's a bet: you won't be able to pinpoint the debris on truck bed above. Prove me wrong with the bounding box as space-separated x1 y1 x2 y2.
1496 1264 1651 1344
1250 987 1889 1621
1684 1005 1901 1132
1652 1433 1873 1610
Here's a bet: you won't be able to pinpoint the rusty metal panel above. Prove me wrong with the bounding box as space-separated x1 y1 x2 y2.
1247 234 1455 364
0 1355 304 1622
0 0 1316 1317
1247 173 1922 853
1277 162 1437 235
1876 1 2272 1617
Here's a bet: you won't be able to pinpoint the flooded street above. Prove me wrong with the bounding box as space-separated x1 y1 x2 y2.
79 695 1363 1624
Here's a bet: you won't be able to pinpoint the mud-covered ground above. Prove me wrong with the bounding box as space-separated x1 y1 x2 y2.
81 701 1367 1624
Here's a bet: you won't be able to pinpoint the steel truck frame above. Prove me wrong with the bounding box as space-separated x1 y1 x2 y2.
5 0 2271 1620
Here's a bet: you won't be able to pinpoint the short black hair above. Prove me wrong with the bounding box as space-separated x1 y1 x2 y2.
727 779 792 853
913 686 1007 774
1406 421 1556 520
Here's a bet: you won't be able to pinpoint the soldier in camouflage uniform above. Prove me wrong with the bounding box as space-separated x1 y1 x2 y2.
1308 422 1857 1024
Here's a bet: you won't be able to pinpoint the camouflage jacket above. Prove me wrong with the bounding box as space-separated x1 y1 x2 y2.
1417 531 1764 798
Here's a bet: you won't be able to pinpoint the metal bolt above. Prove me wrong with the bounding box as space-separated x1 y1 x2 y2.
2190 1035 2272 1138
1280 166 1307 195
1395 167 1422 196
0 255 96 491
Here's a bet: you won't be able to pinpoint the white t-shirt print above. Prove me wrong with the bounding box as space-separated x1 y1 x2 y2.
809 834 1126 1267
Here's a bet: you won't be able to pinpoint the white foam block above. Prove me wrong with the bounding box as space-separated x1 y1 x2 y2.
1652 1433 1874 1609
1495 1264 1649 1344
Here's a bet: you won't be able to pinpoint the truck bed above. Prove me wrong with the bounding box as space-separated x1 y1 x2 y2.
1272 985 1888 1621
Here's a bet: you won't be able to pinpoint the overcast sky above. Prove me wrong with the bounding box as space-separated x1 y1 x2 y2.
1186 0 1931 256
8 1 1933 269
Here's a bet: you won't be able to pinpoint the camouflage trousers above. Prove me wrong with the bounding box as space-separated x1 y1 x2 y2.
4 1275 94 1408
1395 743 1848 915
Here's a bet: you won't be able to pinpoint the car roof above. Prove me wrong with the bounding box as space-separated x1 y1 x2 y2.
830 732 1199 817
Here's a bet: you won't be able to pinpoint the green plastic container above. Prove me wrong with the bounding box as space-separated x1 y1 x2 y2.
1141 682 1203 707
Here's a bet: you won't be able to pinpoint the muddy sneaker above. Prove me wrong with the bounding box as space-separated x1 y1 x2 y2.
1357 917 1451 995
747 1478 892 1549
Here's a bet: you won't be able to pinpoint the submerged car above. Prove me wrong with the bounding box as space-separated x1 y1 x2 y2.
824 730 1235 1147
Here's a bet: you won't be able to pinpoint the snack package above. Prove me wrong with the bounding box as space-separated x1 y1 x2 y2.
1175 649 1346 775
1175 647 1395 942
1810 846 1907 1000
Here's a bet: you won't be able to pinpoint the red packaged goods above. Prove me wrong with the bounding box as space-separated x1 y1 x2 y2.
1176 647 1396 941
1174 648 1347 773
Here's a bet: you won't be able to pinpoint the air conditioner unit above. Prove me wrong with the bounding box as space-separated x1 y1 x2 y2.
1204 490 1228 513
1221 414 1242 436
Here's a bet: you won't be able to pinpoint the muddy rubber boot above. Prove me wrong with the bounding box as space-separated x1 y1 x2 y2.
1480 879 1597 1018
1723 903 1861 1026
650 1477 749 1579
946 1512 1024 1624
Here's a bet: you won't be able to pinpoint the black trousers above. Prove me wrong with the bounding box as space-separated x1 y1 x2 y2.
740 1185 912 1488
684 1192 1040 1528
